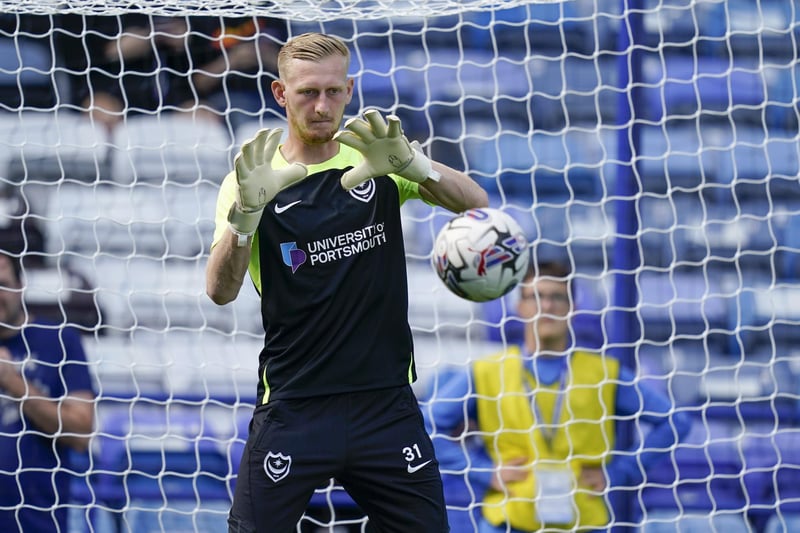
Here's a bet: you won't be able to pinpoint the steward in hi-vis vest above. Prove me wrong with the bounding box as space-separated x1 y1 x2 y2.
473 348 619 531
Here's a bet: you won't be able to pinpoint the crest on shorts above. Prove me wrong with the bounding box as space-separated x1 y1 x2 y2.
264 451 292 483
349 179 375 203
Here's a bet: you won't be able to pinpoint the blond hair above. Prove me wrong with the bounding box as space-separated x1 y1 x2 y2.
277 33 350 78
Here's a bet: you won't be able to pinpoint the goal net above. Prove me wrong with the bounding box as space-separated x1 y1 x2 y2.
1 0 798 532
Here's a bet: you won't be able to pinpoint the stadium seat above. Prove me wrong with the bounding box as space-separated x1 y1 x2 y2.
0 111 110 186
640 510 753 533
731 282 800 352
347 47 425 136
42 181 218 260
677 200 776 274
765 514 800 533
725 0 796 60
711 125 800 204
23 263 103 333
641 421 750 524
424 49 534 133
463 2 593 57
777 213 800 280
84 255 262 335
123 499 230 533
640 54 765 124
92 403 232 517
110 114 232 185
459 130 604 207
638 121 723 193
742 427 800 524
637 270 731 345
638 0 725 54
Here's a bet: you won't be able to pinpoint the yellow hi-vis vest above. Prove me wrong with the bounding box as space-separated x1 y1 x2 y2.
473 347 620 531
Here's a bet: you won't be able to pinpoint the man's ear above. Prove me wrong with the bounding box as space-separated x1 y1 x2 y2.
271 79 287 107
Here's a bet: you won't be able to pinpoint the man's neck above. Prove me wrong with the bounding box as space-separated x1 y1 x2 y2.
526 340 569 357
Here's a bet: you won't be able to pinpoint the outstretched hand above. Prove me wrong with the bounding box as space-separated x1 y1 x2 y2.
334 109 439 189
228 128 308 235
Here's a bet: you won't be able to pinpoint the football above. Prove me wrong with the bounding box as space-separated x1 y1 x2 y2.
432 208 530 302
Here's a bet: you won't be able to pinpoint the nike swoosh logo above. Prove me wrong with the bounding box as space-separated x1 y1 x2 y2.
407 460 432 474
275 200 302 214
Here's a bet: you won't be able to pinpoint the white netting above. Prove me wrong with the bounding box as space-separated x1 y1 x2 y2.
0 0 565 18
0 1 798 532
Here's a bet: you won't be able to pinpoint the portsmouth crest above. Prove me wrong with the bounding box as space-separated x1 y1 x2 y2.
349 179 375 203
264 451 292 483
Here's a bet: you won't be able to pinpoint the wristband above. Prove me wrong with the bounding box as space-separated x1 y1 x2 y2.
228 225 252 247
227 202 262 244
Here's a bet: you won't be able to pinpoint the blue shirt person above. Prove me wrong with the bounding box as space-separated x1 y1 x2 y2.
0 254 96 532
424 260 693 532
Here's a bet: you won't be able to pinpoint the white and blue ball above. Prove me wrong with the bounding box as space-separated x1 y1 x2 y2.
432 208 529 302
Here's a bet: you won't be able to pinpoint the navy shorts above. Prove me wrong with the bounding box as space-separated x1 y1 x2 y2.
228 385 449 533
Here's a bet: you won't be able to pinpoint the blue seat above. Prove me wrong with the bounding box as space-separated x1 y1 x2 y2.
732 281 800 352
638 121 724 191
715 127 800 204
637 270 730 344
640 54 765 123
675 200 776 274
641 510 753 533
726 0 796 60
463 2 591 57
123 499 230 533
93 404 232 513
347 47 424 136
744 429 800 519
765 514 800 533
442 470 482 533
638 0 725 53
778 214 800 280
642 421 748 516
465 130 603 207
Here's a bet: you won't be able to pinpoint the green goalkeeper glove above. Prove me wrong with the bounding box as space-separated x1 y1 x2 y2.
333 109 441 190
228 128 307 238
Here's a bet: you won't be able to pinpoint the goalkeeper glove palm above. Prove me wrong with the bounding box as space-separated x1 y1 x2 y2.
228 128 308 236
333 109 439 190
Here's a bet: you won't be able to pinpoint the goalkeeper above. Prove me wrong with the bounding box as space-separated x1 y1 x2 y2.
206 32 488 532
424 259 693 532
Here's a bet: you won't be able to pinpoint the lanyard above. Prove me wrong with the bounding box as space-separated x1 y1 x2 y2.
525 366 568 451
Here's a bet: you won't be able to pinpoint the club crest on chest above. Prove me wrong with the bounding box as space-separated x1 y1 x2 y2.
349 179 375 203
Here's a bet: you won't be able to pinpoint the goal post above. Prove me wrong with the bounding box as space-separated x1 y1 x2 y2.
0 1 798 532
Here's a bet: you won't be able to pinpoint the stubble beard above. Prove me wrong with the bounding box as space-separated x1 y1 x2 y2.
292 112 342 145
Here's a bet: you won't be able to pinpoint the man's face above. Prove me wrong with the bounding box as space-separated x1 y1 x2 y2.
273 55 354 145
0 257 23 330
517 277 571 350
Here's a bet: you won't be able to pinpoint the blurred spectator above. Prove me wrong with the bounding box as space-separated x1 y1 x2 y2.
56 12 163 132
162 15 288 131
425 259 692 532
56 14 287 133
0 252 96 532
